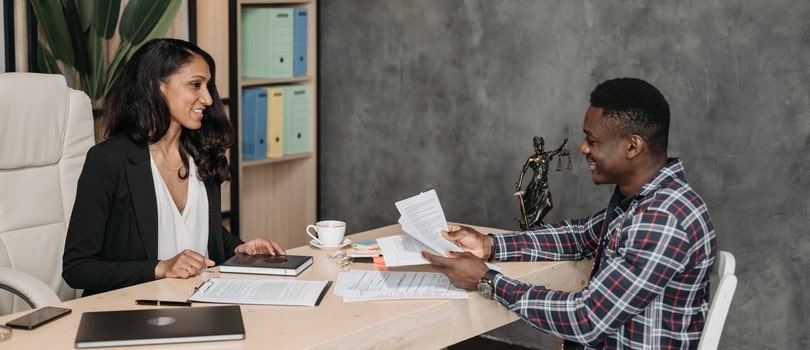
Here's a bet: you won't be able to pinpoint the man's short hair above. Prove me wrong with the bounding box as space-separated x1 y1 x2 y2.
589 78 670 154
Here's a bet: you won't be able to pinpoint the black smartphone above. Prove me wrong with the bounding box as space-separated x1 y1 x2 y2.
5 306 72 330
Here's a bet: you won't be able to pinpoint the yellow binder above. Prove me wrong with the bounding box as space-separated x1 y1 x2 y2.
265 87 285 158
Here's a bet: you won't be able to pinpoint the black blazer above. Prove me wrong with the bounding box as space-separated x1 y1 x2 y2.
63 134 242 296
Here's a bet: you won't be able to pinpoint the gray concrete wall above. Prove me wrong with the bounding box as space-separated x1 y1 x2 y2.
318 1 809 348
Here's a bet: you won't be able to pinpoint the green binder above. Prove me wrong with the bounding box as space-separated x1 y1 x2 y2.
242 8 294 79
283 85 311 155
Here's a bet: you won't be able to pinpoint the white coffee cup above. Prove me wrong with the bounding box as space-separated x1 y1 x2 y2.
306 220 346 246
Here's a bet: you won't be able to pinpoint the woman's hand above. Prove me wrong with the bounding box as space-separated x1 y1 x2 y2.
155 249 214 279
235 238 286 256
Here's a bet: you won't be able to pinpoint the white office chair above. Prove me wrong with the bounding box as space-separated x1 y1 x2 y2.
0 72 94 315
697 250 737 350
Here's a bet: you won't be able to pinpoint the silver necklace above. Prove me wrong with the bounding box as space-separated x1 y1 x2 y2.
150 144 183 172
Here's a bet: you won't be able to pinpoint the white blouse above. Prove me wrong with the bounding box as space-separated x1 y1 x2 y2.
149 153 209 260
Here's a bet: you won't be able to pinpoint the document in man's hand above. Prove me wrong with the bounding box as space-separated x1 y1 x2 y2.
188 278 331 307
376 234 433 266
219 254 313 276
380 189 464 266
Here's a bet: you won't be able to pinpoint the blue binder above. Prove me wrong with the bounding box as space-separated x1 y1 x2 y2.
242 88 268 160
293 8 308 77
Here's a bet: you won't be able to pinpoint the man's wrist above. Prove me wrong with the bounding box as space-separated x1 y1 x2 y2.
477 269 500 300
486 234 496 262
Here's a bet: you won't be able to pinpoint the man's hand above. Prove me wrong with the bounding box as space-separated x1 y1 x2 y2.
442 224 492 260
421 250 489 291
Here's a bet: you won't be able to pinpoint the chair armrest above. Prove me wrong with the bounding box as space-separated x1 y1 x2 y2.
0 267 61 309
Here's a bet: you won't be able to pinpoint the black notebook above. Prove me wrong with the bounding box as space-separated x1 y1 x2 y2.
219 254 313 276
74 305 244 348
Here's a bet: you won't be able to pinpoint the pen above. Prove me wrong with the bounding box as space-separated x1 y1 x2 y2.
135 299 192 307
348 253 382 258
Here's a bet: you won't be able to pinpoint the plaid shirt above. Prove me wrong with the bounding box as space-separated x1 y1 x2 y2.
491 158 715 349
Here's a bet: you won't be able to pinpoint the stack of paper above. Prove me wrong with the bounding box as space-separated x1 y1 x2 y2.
334 270 468 302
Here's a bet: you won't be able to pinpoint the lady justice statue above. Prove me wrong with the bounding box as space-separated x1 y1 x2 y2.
514 136 571 230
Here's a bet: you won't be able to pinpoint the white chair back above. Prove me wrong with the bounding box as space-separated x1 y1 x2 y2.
698 250 738 350
0 73 94 315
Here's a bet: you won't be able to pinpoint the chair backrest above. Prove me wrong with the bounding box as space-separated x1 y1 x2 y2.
0 72 94 315
698 250 738 350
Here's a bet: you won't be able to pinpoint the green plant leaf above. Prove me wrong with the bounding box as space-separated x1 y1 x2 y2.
30 0 74 65
64 0 90 74
146 1 182 42
119 0 171 45
76 0 93 32
86 24 104 105
103 41 132 98
128 0 181 57
36 41 62 75
93 0 120 39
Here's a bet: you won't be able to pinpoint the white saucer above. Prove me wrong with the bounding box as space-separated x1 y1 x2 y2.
309 238 352 250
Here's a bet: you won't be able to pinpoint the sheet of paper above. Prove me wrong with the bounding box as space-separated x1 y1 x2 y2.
188 278 330 306
394 190 463 257
334 270 468 302
376 234 433 266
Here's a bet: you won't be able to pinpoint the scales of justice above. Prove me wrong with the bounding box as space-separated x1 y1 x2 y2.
514 136 572 230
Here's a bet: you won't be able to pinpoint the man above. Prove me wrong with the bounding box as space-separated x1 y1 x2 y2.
422 77 716 349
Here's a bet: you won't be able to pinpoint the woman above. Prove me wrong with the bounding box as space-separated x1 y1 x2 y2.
63 38 284 296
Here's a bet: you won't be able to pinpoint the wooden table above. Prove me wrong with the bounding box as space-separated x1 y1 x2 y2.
0 224 591 349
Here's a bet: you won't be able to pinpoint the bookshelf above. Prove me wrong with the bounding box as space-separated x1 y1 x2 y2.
195 0 317 249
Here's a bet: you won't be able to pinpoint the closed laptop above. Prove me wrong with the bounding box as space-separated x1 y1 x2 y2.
75 305 245 348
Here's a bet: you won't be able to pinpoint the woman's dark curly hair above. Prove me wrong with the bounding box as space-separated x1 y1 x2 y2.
103 38 233 184
590 77 670 154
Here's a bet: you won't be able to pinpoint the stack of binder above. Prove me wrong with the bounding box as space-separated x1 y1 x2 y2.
242 7 308 79
241 84 311 160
